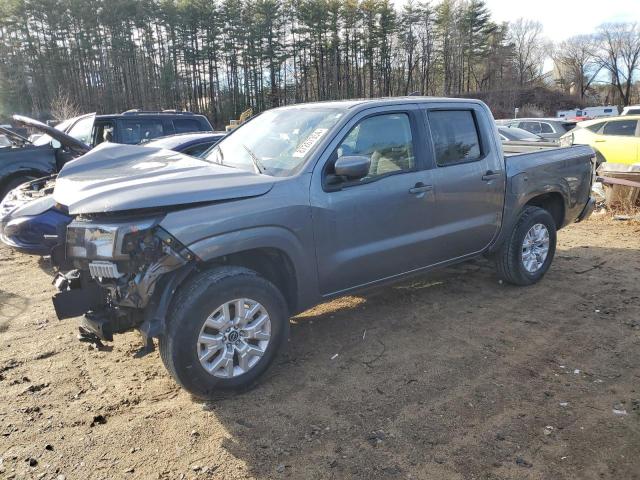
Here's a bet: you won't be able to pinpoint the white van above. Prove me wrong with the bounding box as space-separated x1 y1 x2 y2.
557 106 619 118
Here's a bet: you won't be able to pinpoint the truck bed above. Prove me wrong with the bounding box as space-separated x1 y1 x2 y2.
502 141 559 156
493 144 595 251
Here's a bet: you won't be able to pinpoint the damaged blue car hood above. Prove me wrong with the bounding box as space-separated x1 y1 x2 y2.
54 143 274 215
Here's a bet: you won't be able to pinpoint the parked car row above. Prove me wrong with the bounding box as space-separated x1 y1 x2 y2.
497 111 640 167
496 118 577 141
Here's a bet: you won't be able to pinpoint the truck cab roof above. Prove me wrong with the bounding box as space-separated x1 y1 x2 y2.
274 96 486 112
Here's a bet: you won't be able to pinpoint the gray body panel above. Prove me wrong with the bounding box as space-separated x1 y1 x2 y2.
163 176 319 310
56 97 595 314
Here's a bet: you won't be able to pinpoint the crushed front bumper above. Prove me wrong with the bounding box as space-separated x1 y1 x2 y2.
52 270 106 320
51 270 140 341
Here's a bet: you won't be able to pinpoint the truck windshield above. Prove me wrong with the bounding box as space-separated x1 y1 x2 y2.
203 108 344 176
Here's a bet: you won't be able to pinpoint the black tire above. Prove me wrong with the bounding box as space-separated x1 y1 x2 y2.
0 175 35 202
159 266 289 399
495 206 557 286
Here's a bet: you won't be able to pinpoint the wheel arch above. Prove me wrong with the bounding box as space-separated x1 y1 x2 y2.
187 226 318 315
201 247 299 315
488 187 568 255
0 169 48 196
524 191 565 229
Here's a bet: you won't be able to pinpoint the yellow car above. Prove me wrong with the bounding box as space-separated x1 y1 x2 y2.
560 115 639 165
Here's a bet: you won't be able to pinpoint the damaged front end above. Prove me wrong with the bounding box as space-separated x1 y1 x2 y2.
52 214 197 348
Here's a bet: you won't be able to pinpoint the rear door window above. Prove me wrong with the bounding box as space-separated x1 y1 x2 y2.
539 122 554 134
121 120 165 144
173 118 204 134
428 110 482 166
603 120 637 137
519 121 542 134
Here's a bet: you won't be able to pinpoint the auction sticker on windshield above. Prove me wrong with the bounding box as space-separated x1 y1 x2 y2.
293 128 328 158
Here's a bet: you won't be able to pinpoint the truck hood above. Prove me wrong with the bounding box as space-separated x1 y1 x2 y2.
54 143 274 215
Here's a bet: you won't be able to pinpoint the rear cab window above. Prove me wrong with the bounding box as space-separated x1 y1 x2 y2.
427 110 482 166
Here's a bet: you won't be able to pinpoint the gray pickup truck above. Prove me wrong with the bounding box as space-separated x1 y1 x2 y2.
50 97 595 398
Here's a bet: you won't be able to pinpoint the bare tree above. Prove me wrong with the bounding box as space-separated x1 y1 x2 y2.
508 18 547 86
50 88 81 120
594 22 640 106
553 35 601 101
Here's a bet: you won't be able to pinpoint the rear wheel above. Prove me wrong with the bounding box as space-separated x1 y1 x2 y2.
495 206 557 286
159 266 289 399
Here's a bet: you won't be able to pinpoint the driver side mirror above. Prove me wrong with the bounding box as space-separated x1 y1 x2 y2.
334 155 370 180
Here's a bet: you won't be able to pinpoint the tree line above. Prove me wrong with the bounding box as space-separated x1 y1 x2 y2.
0 0 638 128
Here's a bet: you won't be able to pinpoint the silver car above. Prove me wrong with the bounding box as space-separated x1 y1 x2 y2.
496 118 577 141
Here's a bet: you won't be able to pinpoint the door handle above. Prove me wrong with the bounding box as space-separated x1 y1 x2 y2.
409 183 433 194
594 139 606 143
482 171 502 181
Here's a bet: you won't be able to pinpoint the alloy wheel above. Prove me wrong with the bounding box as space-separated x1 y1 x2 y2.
197 298 271 378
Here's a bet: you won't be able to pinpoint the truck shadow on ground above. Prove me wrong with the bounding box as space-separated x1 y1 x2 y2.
0 289 30 332
194 246 639 479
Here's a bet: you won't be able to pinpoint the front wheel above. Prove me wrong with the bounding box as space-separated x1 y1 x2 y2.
495 206 557 286
159 266 289 399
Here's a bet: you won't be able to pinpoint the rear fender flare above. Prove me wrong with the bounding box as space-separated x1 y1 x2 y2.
489 183 569 254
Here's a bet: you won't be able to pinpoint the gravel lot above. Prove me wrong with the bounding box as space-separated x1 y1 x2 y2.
0 215 639 480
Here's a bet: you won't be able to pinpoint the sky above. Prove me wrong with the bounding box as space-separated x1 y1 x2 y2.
393 0 640 42
480 0 640 42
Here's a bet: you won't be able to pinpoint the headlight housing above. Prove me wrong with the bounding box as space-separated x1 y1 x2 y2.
66 218 159 260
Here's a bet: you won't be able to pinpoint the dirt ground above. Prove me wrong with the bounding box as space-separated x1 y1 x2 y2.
0 215 639 480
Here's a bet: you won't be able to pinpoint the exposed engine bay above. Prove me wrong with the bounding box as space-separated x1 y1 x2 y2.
52 215 197 346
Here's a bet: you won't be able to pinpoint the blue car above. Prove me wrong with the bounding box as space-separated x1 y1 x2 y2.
0 132 225 255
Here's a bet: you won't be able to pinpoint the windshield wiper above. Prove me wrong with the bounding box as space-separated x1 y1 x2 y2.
242 144 266 174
